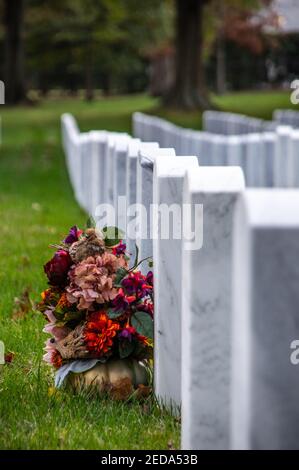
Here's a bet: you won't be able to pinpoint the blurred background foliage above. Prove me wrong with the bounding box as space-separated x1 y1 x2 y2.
0 0 298 108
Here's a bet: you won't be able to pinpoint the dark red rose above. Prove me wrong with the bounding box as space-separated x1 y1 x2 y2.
44 250 72 286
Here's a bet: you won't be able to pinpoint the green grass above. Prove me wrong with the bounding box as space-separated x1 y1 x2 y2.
0 94 178 450
0 89 296 449
152 89 298 128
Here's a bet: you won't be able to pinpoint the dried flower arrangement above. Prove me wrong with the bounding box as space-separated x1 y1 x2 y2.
38 224 153 397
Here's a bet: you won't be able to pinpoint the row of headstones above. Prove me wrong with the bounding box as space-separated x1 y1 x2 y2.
202 110 277 135
133 112 299 188
274 109 299 128
61 113 299 450
203 109 299 135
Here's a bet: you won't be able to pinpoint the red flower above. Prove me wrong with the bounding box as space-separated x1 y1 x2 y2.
84 311 120 357
44 250 72 287
138 299 154 318
52 350 63 369
112 288 135 312
119 326 136 342
146 271 153 286
121 271 152 298
64 226 83 244
112 241 126 256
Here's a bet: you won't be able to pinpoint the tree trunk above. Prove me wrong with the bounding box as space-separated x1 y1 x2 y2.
216 2 226 95
164 0 211 110
4 0 26 104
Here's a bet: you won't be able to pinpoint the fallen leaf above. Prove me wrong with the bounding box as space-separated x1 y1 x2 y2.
4 352 15 364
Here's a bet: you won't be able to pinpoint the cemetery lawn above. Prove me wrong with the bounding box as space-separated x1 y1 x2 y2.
0 90 294 449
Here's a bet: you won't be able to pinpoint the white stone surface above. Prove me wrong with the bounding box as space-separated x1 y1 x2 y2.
112 138 140 231
126 141 159 260
153 156 199 409
244 134 265 188
262 132 276 187
232 190 299 450
136 147 176 270
90 131 108 216
289 129 299 188
105 133 130 205
274 126 292 187
181 166 245 450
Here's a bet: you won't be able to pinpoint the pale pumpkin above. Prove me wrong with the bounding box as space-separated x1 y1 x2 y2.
66 358 149 395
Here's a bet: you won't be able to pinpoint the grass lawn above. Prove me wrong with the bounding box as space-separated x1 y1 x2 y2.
0 90 295 449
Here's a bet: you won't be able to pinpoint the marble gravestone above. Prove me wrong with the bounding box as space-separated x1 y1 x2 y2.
89 131 108 216
210 135 227 166
244 134 265 188
232 190 299 450
126 141 159 260
136 147 176 270
153 156 199 409
274 126 292 188
112 138 140 232
262 132 276 188
181 166 245 451
132 112 143 140
104 133 130 206
78 132 93 212
61 114 81 197
290 130 299 188
226 136 243 168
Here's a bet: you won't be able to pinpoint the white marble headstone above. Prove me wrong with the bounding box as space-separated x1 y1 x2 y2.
274 126 292 188
112 138 140 232
136 147 176 270
232 190 299 449
89 131 108 216
105 133 130 205
181 166 245 450
153 156 199 409
126 141 159 260
244 134 265 188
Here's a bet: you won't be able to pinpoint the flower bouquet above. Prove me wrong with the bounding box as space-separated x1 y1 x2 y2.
39 224 154 399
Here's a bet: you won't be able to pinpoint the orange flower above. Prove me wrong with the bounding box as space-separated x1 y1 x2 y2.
84 311 120 357
56 292 72 310
41 289 50 301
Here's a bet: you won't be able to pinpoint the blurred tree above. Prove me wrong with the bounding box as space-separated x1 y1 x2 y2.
164 0 212 110
24 0 169 100
3 0 26 104
208 0 275 94
164 0 274 108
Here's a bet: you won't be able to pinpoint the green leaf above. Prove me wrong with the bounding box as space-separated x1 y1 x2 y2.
131 311 153 339
86 216 96 228
114 267 128 286
107 308 123 320
102 226 125 247
53 310 65 321
119 340 135 359
148 259 153 268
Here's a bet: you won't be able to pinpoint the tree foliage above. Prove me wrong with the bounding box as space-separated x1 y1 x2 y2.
0 0 172 100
